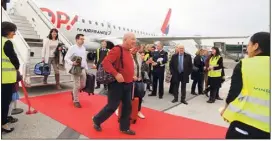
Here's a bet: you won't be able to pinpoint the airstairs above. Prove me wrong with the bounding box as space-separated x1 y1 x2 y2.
2 0 73 87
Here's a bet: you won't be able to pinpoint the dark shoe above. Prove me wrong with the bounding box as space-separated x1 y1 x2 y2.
171 99 178 103
95 86 100 89
207 100 215 103
216 97 223 100
2 127 14 133
181 100 188 105
159 96 163 99
148 93 156 96
120 129 136 135
74 102 82 108
92 117 102 131
191 92 197 95
7 116 18 123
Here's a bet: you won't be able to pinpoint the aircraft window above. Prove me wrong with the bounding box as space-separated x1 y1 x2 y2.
89 21 92 24
123 27 125 31
82 19 85 23
131 29 133 32
101 23 104 27
108 24 111 28
127 28 129 31
113 25 116 29
95 22 98 25
118 27 121 30
134 30 136 33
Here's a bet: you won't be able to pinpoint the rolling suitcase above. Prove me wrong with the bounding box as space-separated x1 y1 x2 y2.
118 82 139 124
82 73 95 95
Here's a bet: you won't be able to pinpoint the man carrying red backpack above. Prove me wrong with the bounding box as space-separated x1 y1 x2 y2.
92 32 136 135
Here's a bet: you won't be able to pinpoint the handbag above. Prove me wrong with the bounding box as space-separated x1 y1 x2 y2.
192 66 199 72
34 62 50 76
134 81 145 98
96 46 123 84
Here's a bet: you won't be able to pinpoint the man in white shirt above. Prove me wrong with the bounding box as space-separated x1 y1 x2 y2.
64 34 88 108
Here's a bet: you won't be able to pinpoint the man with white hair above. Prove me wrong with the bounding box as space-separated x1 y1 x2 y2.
169 44 192 104
148 41 168 99
92 32 136 135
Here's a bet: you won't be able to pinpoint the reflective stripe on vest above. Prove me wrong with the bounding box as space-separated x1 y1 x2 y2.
222 56 270 133
2 58 11 62
96 48 109 63
144 53 150 61
208 56 221 77
2 37 17 84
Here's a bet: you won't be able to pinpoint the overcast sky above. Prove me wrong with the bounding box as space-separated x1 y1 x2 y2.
34 0 269 37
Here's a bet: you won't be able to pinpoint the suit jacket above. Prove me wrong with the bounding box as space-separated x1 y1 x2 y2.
191 55 205 80
170 53 192 83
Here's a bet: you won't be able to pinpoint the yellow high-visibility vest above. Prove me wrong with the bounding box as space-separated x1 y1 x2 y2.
96 48 109 63
222 56 270 133
208 56 221 77
2 37 16 84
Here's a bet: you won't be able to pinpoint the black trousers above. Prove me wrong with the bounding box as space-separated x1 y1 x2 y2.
173 72 187 101
93 81 132 131
226 121 270 139
191 73 204 93
152 68 165 97
146 69 152 90
2 83 14 125
209 87 220 101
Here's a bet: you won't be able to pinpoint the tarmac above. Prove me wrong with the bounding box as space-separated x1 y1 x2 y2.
2 58 237 139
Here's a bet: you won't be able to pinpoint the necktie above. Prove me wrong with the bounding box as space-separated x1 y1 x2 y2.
178 55 183 73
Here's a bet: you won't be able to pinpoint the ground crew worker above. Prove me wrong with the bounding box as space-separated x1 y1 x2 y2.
1 21 20 133
221 32 270 139
144 45 155 91
94 40 109 90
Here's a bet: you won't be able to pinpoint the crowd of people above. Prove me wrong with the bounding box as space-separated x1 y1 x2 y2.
2 20 270 138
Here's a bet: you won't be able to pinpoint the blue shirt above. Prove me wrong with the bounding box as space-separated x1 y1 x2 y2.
178 54 184 73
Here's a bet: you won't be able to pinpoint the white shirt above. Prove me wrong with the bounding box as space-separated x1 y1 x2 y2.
49 40 58 57
64 44 88 71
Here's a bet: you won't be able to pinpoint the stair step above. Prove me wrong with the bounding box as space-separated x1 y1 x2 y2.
8 14 27 20
30 47 43 57
29 68 67 76
29 74 72 85
19 30 38 36
17 26 35 32
10 18 30 24
27 41 43 47
27 80 73 87
25 38 43 42
15 22 33 28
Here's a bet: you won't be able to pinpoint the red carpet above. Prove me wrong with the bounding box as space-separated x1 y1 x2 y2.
21 92 227 139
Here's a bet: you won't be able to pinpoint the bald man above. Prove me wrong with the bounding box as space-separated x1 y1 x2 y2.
92 32 136 135
169 45 192 104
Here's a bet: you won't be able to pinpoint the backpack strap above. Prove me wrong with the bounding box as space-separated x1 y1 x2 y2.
115 45 124 69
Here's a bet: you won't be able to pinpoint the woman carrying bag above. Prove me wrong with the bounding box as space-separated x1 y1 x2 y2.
41 28 62 89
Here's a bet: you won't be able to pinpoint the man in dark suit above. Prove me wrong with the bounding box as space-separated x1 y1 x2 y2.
148 42 168 99
170 45 192 104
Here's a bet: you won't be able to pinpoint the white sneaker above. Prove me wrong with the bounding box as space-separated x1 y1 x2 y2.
138 111 145 119
115 110 118 116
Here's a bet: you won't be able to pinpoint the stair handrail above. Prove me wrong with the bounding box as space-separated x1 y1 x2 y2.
26 0 73 46
2 7 31 84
